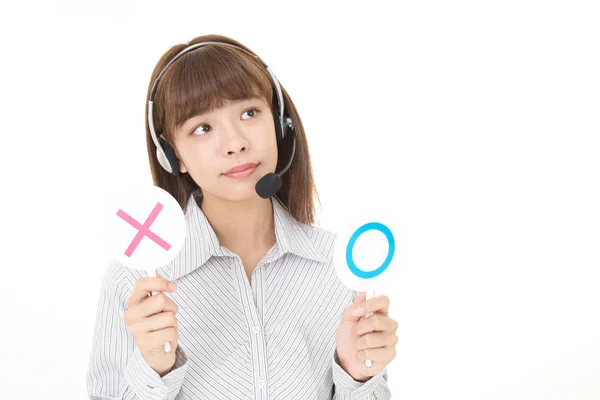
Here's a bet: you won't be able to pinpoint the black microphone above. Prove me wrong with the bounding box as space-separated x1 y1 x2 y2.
255 128 297 199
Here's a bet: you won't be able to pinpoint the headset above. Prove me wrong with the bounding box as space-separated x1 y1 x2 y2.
147 41 297 199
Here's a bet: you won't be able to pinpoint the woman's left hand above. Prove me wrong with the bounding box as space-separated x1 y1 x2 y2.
335 292 398 382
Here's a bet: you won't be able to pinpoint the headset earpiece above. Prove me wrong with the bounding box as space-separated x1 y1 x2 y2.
272 107 283 145
273 105 295 146
285 116 295 132
157 136 180 176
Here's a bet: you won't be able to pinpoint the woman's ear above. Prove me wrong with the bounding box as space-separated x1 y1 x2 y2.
178 160 188 174
159 134 187 174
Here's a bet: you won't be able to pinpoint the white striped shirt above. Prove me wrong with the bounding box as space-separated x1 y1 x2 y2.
86 195 391 399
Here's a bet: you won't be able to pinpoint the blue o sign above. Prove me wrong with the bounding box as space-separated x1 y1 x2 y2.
333 215 399 293
345 222 395 279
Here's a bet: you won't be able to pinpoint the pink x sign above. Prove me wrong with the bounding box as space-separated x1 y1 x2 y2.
105 185 186 272
116 202 172 257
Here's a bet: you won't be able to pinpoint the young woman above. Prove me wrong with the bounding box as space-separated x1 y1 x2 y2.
87 34 398 399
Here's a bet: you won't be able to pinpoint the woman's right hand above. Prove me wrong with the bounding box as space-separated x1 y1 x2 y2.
124 272 180 377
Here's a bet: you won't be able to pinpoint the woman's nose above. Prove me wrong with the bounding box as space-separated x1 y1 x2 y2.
227 145 247 155
222 124 249 155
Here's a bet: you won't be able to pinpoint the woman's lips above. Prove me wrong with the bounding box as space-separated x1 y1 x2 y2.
223 163 259 179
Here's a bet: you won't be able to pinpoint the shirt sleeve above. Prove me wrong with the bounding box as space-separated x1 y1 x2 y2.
86 260 189 400
332 350 391 400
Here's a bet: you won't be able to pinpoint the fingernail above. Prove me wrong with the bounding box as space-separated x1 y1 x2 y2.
353 307 365 317
169 282 178 291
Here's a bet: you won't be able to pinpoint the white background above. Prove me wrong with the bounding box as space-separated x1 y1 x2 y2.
1 0 599 398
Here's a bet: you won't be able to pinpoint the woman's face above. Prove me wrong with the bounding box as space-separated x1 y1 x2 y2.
171 96 278 202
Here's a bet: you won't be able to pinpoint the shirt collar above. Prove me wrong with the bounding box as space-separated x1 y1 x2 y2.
158 194 329 281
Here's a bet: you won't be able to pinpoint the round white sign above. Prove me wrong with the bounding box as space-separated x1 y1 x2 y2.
104 184 187 273
332 211 401 293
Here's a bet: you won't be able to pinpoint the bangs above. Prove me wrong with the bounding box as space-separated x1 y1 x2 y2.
155 45 274 139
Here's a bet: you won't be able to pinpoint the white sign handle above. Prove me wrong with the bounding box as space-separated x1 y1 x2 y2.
364 289 376 367
151 269 171 353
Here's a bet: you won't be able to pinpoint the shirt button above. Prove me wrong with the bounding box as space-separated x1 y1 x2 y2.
151 386 166 395
252 326 260 334
256 379 265 388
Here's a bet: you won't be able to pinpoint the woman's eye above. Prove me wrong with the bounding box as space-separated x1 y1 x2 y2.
191 124 210 136
190 108 259 135
242 108 260 120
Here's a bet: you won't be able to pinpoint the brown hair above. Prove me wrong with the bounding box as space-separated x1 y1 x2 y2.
144 34 320 225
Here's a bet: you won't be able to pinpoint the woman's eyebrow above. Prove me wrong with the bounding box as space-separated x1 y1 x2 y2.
194 97 263 117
